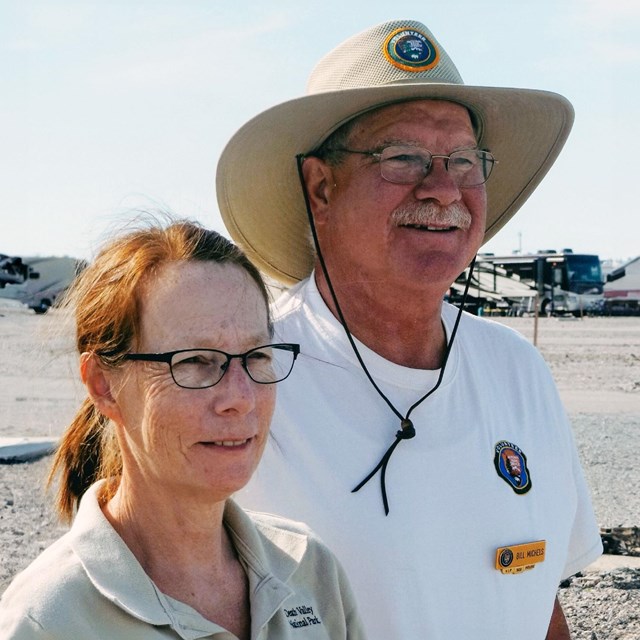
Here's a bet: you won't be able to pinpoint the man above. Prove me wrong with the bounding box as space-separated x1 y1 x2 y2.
216 20 602 639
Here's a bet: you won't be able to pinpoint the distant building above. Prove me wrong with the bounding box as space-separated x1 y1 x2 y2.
603 256 640 314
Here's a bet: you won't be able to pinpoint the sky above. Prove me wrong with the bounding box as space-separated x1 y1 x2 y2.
2 0 639 264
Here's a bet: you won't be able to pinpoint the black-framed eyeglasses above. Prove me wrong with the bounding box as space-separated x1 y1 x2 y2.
328 145 497 187
122 343 300 389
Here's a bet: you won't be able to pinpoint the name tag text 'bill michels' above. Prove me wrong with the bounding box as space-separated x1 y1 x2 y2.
495 540 546 574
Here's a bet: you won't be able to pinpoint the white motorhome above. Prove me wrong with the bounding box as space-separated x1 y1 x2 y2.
0 256 83 313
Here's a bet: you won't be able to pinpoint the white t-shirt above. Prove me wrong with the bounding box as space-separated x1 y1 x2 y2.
237 276 602 640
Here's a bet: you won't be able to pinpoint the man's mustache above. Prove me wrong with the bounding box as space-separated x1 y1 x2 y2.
391 202 472 230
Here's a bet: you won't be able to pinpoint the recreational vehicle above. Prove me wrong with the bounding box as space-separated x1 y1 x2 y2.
0 256 82 313
454 250 623 316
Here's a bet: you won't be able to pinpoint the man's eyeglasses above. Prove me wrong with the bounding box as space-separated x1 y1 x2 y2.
328 145 496 188
122 343 300 389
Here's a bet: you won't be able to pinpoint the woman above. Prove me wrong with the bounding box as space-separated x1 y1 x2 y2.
0 220 365 639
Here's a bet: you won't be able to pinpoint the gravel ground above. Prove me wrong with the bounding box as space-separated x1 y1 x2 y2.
1 305 639 638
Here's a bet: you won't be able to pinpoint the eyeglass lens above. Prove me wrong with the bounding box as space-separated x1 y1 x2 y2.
169 345 296 389
379 146 494 187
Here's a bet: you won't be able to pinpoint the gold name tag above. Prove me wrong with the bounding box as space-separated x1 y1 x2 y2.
495 540 546 574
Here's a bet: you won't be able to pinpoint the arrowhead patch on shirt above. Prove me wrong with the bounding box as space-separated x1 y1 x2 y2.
494 440 532 494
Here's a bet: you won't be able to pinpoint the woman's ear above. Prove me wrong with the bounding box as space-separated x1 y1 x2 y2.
301 157 337 225
80 353 124 425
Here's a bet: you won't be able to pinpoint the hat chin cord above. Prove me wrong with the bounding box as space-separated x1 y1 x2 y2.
296 155 477 515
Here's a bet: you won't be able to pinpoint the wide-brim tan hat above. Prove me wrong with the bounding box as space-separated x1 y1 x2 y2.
216 19 574 285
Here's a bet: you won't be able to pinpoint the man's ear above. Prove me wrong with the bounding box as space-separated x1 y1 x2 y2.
80 353 124 425
301 157 337 225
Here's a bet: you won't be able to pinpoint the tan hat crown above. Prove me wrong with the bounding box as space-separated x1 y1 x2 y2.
307 20 463 94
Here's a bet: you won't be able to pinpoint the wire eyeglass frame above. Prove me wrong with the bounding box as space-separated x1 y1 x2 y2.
327 145 497 187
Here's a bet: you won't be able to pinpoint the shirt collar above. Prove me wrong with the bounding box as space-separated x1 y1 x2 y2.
224 501 306 632
68 482 307 639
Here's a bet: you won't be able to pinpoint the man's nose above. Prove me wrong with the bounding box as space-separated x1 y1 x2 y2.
412 158 462 206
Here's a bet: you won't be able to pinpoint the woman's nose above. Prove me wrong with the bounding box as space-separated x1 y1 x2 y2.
213 358 256 415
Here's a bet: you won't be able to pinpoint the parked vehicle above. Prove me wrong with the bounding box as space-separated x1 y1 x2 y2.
455 250 624 316
0 256 83 313
0 254 34 288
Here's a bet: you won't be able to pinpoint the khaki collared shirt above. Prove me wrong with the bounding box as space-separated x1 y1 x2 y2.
0 482 365 639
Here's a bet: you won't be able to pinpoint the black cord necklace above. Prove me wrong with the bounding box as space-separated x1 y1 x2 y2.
296 155 477 515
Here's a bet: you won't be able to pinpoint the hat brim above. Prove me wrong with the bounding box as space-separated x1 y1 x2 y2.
216 83 574 285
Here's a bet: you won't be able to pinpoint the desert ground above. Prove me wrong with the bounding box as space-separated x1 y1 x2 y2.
0 302 639 638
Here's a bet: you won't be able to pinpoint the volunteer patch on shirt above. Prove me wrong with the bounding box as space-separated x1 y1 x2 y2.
494 441 532 494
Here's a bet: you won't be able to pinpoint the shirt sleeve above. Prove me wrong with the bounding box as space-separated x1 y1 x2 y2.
561 423 603 580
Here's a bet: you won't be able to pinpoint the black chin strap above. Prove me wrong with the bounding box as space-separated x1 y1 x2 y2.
350 273 474 514
296 154 477 515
